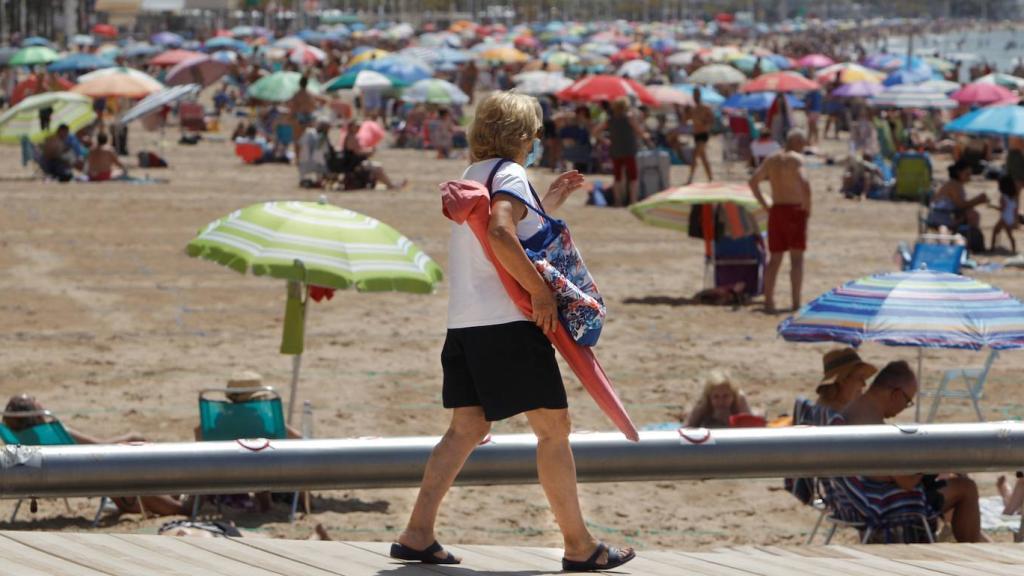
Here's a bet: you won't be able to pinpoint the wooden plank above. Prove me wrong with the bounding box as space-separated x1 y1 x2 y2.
926 543 1021 564
0 534 111 576
4 532 203 576
901 561 1021 576
762 545 862 559
641 551 765 576
686 550 864 576
106 534 283 576
511 545 737 576
236 539 440 576
173 535 344 576
963 543 1024 563
340 540 497 574
841 557 961 576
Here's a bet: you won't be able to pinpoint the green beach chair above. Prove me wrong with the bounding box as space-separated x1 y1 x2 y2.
1 410 76 522
892 153 933 202
193 386 300 521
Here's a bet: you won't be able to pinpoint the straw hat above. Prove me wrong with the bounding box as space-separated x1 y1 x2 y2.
818 348 877 386
226 370 264 402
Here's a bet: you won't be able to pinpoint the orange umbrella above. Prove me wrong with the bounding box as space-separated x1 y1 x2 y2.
479 46 529 63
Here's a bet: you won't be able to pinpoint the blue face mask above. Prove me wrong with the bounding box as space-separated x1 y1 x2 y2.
524 138 542 167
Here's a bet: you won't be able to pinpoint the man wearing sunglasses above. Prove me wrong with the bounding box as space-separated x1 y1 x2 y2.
841 361 986 542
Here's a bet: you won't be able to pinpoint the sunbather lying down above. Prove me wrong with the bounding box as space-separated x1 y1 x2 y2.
3 394 189 517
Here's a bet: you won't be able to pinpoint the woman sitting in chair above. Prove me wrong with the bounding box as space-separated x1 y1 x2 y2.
3 394 189 517
930 161 990 242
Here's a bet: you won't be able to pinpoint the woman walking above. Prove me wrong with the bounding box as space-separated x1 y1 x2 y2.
392 91 636 572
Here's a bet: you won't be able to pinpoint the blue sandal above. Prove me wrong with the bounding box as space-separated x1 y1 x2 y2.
562 542 635 572
389 540 460 565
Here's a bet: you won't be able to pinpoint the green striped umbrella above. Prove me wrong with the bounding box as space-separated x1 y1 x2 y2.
9 46 60 66
247 71 322 102
187 199 443 421
0 92 96 144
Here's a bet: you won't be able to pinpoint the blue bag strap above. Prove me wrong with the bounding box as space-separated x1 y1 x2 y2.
485 158 556 224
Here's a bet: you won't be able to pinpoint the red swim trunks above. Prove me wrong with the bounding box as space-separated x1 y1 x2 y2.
768 204 808 253
611 156 638 181
90 171 112 182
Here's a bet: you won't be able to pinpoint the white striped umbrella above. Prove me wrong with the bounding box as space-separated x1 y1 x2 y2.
187 199 442 421
869 85 958 109
0 91 95 144
120 84 200 124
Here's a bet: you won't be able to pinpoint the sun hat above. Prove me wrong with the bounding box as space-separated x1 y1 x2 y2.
226 370 264 402
818 347 877 386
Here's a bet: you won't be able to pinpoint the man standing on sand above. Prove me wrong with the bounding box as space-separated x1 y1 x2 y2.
685 88 714 185
749 129 811 313
287 76 321 158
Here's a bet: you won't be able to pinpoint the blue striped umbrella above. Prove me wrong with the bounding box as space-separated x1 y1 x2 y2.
778 270 1024 351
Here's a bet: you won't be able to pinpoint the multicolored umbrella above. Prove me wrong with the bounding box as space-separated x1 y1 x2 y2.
645 85 694 107
9 46 59 66
831 81 885 98
674 84 726 106
688 64 746 85
187 199 443 422
165 55 229 88
289 45 327 66
247 71 322 102
629 182 766 237
402 78 469 105
869 85 958 109
778 270 1024 351
346 48 391 67
0 92 95 144
555 75 658 106
816 63 884 85
740 72 820 94
730 55 780 75
478 46 530 63
325 69 408 92
944 105 1024 137
345 56 433 85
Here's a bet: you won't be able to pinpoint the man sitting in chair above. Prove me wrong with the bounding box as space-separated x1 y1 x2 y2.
841 361 986 543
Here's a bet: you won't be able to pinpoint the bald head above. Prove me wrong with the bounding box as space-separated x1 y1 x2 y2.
869 360 918 418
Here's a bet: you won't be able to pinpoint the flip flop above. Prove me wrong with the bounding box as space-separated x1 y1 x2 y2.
561 542 636 573
389 540 460 565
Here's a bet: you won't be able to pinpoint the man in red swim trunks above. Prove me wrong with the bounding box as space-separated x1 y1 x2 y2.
749 129 811 313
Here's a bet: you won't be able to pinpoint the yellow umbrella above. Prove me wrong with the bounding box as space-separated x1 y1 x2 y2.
347 49 391 68
479 46 529 63
816 63 884 85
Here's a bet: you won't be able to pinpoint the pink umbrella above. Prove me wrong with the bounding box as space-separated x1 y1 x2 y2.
341 120 386 149
740 72 820 93
797 54 834 69
951 82 1016 106
149 49 204 67
165 55 229 88
290 45 326 66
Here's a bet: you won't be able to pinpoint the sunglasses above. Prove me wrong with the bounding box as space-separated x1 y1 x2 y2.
897 388 914 408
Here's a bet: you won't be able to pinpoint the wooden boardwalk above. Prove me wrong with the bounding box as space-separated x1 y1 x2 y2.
1 531 1024 575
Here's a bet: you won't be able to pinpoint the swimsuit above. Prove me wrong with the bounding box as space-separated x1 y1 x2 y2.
768 204 808 253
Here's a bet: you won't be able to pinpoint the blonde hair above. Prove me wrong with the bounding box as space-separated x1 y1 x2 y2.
611 96 629 116
684 370 743 427
468 91 542 162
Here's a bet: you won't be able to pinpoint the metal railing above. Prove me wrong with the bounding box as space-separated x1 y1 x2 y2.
2 422 1023 498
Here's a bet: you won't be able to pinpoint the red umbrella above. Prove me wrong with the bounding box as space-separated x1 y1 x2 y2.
11 76 74 105
149 49 204 67
92 24 117 38
715 13 735 23
514 35 540 50
951 82 1016 106
740 72 820 93
556 75 658 106
610 48 641 64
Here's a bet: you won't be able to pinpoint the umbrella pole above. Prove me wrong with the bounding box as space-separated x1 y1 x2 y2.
287 286 308 425
915 348 924 422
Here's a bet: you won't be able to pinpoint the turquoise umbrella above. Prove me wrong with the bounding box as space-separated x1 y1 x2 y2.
944 105 1024 137
247 71 322 102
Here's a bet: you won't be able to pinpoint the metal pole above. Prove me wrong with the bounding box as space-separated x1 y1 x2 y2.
3 423 1024 498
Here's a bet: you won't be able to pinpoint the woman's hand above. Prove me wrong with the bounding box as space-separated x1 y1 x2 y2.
530 286 559 334
544 170 585 211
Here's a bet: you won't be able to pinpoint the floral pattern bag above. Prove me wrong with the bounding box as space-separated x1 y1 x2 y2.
487 160 606 346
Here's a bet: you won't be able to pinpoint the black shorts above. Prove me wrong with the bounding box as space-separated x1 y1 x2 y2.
695 132 710 144
442 321 567 421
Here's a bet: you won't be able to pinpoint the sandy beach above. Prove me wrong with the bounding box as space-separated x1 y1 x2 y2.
1 114 1021 548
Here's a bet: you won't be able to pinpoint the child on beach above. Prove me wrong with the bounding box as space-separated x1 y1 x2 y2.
990 174 1019 253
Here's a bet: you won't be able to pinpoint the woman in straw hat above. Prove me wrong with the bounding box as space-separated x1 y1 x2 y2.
815 347 878 413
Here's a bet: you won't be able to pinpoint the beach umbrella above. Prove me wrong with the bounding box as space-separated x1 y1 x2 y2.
70 34 95 48
203 37 249 54
325 69 408 92
688 64 746 85
944 105 1024 138
46 53 114 73
9 46 60 66
210 51 237 65
165 56 229 88
290 45 327 66
730 55 780 75
74 67 163 98
151 32 184 47
673 84 726 107
797 54 834 69
883 67 934 87
645 85 694 107
21 36 51 47
122 43 161 58
831 81 885 98
816 63 884 85
666 51 695 66
723 92 804 111
92 24 118 38
0 92 95 144
402 78 469 105
248 71 322 102
740 72 819 94
617 59 652 79
922 56 956 74
478 46 529 63
9 76 74 105
149 49 204 67
544 50 581 68
186 198 443 422
120 84 200 124
398 46 435 63
917 79 961 94
353 70 402 90
513 71 573 95
0 47 17 66
951 82 1016 106
869 84 958 109
346 57 433 85
346 48 391 67
975 73 1024 90
556 75 657 106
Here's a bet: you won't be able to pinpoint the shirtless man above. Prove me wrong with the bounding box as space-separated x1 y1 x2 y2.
685 88 715 185
85 132 126 181
749 129 811 313
287 76 321 157
841 361 985 543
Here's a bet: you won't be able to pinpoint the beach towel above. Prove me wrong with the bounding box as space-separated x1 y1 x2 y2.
440 178 639 441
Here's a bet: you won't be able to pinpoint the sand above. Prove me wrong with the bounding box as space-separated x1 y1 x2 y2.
1 114 1021 548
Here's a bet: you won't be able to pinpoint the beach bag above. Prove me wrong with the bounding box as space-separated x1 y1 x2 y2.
486 159 606 346
137 151 168 168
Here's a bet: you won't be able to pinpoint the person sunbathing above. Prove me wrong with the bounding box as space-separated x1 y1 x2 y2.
85 133 127 182
841 361 987 543
3 394 189 517
683 370 753 428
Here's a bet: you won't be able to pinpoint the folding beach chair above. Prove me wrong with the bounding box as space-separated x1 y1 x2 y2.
785 398 845 544
193 386 300 521
823 477 936 544
892 152 933 202
901 234 965 274
0 410 126 524
918 350 998 423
